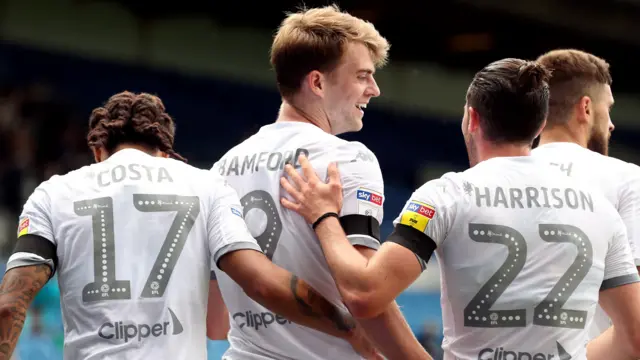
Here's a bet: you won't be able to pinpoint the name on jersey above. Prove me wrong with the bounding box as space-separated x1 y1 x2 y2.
217 148 309 177
98 164 174 187
17 218 29 237
400 201 436 232
473 185 594 212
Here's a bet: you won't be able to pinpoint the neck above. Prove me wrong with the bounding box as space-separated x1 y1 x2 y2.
112 144 159 157
276 99 332 134
477 142 532 163
538 125 587 148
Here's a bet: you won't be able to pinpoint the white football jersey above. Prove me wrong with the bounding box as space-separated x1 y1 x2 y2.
532 142 640 338
212 122 384 360
6 148 261 360
392 156 639 360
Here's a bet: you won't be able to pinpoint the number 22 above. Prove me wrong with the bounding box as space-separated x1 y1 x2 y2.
464 223 593 329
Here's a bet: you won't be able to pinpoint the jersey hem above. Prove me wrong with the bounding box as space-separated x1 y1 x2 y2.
601 273 640 291
214 241 263 268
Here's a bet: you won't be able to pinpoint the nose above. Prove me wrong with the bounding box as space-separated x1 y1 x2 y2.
367 77 381 98
609 119 615 133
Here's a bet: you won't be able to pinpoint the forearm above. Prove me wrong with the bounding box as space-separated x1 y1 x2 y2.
249 264 356 340
358 302 432 360
314 217 377 296
587 326 637 360
0 264 51 359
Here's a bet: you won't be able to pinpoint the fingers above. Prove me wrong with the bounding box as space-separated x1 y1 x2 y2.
280 176 302 202
298 154 318 183
280 197 300 212
327 162 341 186
283 163 307 191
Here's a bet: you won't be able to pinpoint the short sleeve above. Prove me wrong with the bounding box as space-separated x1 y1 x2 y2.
617 165 640 266
392 177 457 248
601 215 640 290
337 143 384 250
6 181 57 276
207 174 262 269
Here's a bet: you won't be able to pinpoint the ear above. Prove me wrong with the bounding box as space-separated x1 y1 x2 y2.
467 106 481 133
575 96 592 124
535 119 547 138
304 70 325 98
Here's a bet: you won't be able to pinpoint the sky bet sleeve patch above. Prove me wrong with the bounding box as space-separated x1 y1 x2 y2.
400 201 436 233
17 217 30 238
356 188 383 218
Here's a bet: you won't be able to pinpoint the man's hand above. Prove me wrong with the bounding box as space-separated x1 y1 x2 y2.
280 154 343 224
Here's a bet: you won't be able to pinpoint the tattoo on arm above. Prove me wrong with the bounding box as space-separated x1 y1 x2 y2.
0 265 52 359
290 275 355 332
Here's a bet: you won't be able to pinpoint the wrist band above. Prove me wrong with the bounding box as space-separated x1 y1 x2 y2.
312 212 339 230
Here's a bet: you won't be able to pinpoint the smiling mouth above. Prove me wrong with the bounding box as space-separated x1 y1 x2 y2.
356 104 367 111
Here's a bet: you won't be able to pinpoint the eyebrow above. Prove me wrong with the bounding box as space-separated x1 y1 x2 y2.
358 69 375 75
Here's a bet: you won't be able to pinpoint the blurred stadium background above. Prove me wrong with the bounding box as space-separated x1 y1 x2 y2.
1 0 639 358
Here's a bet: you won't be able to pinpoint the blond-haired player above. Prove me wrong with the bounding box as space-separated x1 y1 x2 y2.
207 5 430 360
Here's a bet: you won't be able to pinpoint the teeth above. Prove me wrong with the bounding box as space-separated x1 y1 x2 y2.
356 104 367 110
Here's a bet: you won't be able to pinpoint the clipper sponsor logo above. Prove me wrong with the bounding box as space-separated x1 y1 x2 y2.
17 218 29 237
98 308 183 343
357 189 383 206
233 310 292 331
477 341 572 360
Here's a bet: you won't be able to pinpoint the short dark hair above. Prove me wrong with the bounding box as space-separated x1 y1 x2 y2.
466 58 551 144
87 91 185 161
536 49 612 126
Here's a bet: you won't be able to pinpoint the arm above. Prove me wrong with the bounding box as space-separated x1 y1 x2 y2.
281 155 443 318
218 249 356 339
587 220 640 359
355 247 432 360
0 264 52 360
206 277 230 340
617 165 640 273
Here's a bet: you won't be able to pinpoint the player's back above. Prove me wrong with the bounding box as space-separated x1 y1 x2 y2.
532 142 640 337
30 149 215 359
213 122 382 360
425 157 630 360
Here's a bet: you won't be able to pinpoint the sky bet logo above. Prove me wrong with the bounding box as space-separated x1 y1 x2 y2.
97 308 183 343
356 189 383 206
407 202 435 219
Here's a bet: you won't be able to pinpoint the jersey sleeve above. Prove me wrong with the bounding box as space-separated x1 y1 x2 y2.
617 165 640 266
337 143 384 250
207 174 262 270
6 180 57 277
601 215 640 290
388 176 458 271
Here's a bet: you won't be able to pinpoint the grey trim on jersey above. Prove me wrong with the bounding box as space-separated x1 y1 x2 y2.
210 270 217 280
214 241 263 268
347 234 381 250
415 254 427 271
6 252 55 278
601 273 640 291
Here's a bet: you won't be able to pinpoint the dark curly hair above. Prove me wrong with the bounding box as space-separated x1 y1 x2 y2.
87 91 186 162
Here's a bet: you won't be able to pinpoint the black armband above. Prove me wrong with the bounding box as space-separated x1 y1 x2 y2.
386 224 437 271
11 234 58 276
339 214 381 241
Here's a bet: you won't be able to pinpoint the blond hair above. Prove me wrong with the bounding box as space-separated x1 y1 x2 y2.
536 49 612 125
270 5 389 99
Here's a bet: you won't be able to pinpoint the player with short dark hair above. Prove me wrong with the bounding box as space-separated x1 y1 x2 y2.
0 91 376 360
281 58 640 359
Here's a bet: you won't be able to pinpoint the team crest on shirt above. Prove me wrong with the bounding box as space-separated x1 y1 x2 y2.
356 188 383 217
400 201 436 232
17 218 30 237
